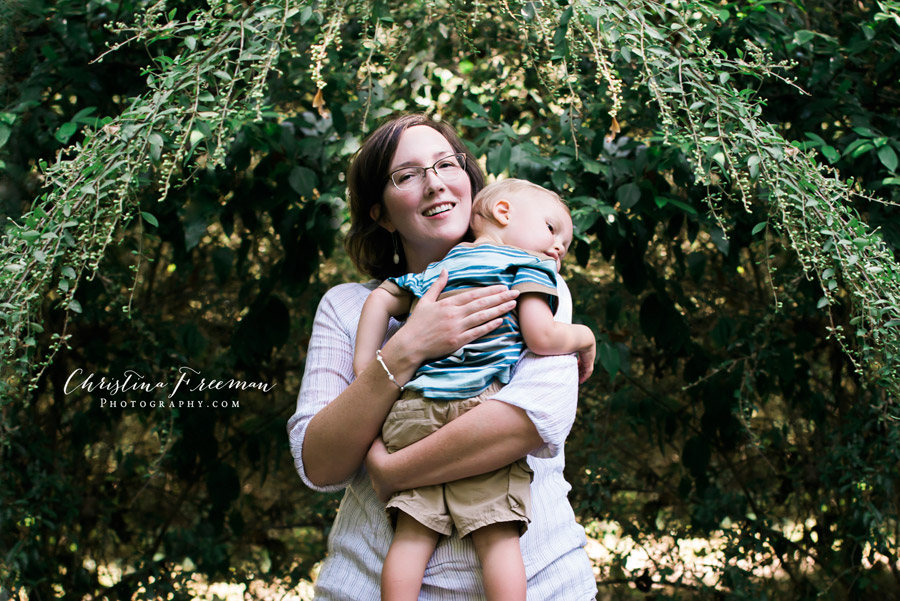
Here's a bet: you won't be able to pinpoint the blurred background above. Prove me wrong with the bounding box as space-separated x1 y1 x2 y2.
2 1 900 599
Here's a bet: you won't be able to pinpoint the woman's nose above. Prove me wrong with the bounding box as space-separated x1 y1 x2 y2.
423 168 445 192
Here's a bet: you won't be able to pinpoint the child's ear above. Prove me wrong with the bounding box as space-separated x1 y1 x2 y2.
491 199 512 225
370 204 395 232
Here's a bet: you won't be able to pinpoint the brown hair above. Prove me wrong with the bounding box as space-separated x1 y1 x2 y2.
471 178 568 227
344 114 485 280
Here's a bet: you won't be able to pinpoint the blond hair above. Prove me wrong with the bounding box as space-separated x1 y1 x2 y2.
471 178 567 225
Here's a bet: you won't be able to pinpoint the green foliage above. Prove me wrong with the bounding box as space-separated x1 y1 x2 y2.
0 0 300 402
2 0 900 599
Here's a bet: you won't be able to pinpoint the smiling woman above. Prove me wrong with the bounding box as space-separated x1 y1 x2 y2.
373 126 475 274
343 115 485 281
287 113 597 600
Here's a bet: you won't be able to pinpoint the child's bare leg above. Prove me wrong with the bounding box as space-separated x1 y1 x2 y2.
471 522 526 601
382 512 440 601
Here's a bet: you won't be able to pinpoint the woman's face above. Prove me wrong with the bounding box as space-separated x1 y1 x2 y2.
376 125 473 272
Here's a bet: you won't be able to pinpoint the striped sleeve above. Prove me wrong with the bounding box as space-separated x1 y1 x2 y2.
510 258 559 313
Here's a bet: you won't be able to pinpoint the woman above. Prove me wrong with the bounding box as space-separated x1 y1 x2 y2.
287 114 596 600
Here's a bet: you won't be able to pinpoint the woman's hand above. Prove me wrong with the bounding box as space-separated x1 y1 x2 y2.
365 437 396 503
381 269 519 372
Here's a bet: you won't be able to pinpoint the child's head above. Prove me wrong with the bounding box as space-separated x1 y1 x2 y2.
471 179 573 269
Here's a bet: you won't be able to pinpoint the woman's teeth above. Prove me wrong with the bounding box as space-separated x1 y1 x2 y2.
424 204 453 217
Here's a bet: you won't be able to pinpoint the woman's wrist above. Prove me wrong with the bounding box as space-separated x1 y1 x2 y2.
377 334 422 386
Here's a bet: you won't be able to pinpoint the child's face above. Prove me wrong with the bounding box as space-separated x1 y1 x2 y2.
500 191 573 271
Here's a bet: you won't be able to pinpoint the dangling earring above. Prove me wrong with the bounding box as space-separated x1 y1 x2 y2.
392 232 400 265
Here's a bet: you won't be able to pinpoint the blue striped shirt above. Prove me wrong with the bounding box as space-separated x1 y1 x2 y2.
381 243 558 399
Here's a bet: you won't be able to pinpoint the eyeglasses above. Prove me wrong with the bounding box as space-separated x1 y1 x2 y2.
389 153 467 190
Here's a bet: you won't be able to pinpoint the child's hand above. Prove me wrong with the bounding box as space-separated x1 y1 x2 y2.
577 339 596 383
365 437 396 503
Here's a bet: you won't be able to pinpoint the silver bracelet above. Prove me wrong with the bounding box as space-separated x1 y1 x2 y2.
375 349 405 392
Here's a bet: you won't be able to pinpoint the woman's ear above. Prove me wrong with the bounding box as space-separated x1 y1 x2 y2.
491 199 512 226
370 204 395 232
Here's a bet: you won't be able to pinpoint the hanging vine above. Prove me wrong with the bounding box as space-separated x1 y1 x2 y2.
0 0 302 409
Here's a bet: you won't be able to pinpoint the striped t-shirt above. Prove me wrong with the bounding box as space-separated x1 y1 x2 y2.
380 242 558 399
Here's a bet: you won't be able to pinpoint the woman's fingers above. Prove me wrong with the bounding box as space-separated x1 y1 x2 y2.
449 286 519 326
460 299 518 331
391 279 520 363
420 268 449 303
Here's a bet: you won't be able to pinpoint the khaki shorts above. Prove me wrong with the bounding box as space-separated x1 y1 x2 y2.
381 380 533 538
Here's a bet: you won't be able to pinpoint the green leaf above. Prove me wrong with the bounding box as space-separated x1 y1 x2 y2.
462 99 488 119
821 145 840 164
616 183 641 209
599 342 620 377
711 151 726 169
289 166 318 197
521 1 536 20
458 117 489 128
55 122 77 144
551 169 569 191
665 197 698 215
141 212 159 227
189 130 205 147
581 157 601 174
877 145 898 172
747 154 760 179
751 222 767 235
794 30 816 45
843 138 873 158
0 123 10 149
487 139 512 175
69 299 83 314
852 126 877 138
72 106 98 124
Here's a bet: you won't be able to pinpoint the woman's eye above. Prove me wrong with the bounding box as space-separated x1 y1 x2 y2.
437 160 456 170
397 172 415 182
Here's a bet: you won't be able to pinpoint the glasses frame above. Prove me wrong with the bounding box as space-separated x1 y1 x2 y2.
389 153 468 190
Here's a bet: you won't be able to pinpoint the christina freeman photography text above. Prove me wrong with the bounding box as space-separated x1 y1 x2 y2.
64 366 276 409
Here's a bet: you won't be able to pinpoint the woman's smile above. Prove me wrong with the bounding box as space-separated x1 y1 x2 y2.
422 202 456 217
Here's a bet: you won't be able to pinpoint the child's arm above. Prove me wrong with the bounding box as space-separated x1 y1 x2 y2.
518 292 596 383
354 287 413 378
